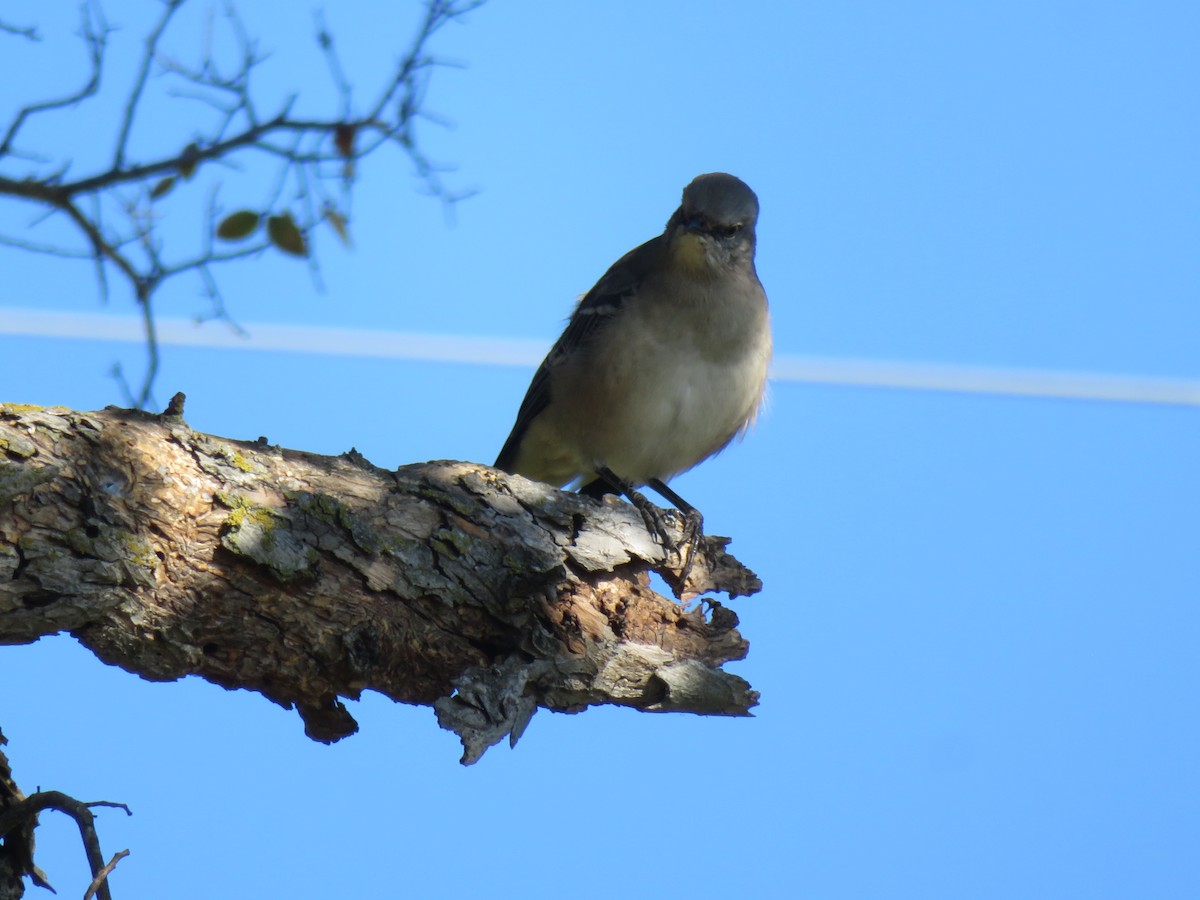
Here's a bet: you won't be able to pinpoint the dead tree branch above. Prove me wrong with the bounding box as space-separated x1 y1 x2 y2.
0 1 482 409
0 731 132 900
0 793 130 900
0 21 39 41
0 401 762 767
83 849 130 900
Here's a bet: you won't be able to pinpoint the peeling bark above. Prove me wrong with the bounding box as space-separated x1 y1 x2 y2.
0 400 762 764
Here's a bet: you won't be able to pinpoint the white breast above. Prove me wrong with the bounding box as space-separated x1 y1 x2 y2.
572 300 771 483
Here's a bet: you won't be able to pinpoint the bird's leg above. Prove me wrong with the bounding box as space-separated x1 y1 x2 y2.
587 467 676 545
646 478 704 584
582 468 704 591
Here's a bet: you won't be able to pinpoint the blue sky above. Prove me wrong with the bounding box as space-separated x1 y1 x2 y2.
2 2 1198 898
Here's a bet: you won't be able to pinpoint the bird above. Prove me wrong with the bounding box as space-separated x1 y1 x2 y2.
495 172 771 558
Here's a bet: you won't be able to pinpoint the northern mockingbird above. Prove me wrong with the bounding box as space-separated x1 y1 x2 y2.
495 172 771 552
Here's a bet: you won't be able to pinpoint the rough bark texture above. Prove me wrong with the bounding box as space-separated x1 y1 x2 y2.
0 401 762 765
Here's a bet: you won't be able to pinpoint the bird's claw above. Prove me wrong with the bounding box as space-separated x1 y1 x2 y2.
633 501 704 595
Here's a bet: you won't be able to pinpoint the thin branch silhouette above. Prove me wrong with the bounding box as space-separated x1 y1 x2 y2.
0 0 483 408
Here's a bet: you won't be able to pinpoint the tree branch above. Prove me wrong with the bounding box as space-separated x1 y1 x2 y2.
112 0 185 170
0 20 40 41
0 1 482 408
0 4 108 157
0 401 762 766
0 772 131 900
83 849 130 900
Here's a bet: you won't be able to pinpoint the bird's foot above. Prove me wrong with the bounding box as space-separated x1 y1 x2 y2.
678 506 704 581
627 487 674 545
586 468 708 599
632 498 704 594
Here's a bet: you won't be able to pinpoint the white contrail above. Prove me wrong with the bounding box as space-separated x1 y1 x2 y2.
2 306 1198 407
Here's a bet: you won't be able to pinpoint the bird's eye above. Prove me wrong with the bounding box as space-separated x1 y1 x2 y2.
716 223 743 239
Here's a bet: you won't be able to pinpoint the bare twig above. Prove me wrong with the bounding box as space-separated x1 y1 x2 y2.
0 232 96 257
83 849 131 900
0 0 483 407
0 791 132 900
112 0 186 169
132 288 159 410
0 4 108 156
315 11 352 119
0 19 40 40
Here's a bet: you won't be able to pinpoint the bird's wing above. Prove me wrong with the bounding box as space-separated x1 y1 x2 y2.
494 235 662 473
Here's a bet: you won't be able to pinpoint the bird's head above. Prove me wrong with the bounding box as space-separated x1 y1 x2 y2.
667 173 759 274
